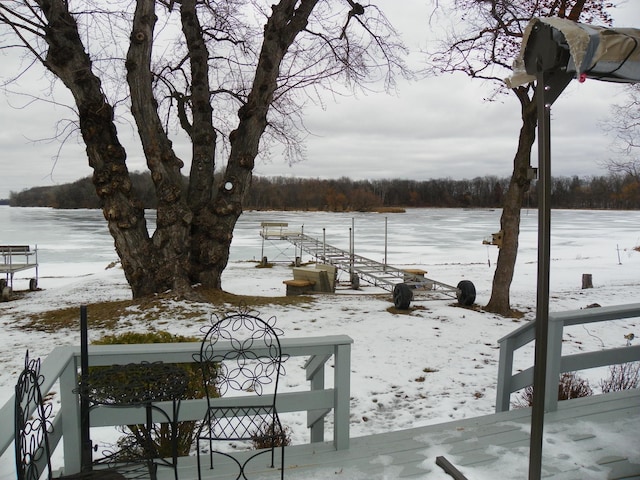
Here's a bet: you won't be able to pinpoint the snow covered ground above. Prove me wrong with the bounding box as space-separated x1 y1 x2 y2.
0 207 639 478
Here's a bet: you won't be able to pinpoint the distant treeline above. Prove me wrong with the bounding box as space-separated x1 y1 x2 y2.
7 171 640 210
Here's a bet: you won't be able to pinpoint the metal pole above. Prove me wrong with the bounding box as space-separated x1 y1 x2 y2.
80 305 92 471
349 226 353 277
323 228 326 263
350 218 355 274
351 218 355 254
529 74 553 480
384 217 388 270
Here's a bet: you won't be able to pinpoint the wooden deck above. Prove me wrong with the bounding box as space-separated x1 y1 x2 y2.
156 388 640 480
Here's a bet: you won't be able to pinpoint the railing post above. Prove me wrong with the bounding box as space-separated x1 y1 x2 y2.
59 354 82 474
544 316 564 412
305 354 331 443
333 343 351 450
495 337 515 412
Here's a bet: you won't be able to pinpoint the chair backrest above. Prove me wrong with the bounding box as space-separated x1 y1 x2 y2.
194 309 286 404
15 351 53 480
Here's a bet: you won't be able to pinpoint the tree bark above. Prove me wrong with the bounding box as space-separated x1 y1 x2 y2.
180 0 216 213
190 0 319 289
484 85 537 316
37 0 158 298
179 0 221 289
127 0 194 296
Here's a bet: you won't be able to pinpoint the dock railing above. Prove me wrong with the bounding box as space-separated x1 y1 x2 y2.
495 303 640 412
0 335 353 476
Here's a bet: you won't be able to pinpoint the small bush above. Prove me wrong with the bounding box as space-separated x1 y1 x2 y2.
250 421 292 450
600 362 640 393
515 372 592 408
558 372 593 400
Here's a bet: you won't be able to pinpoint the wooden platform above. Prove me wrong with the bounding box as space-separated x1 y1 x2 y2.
158 389 640 479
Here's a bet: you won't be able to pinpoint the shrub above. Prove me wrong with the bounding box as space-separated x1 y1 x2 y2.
557 372 593 400
250 421 292 450
600 362 640 393
515 372 593 408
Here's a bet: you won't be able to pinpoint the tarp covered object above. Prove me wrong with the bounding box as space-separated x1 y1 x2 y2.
507 17 640 87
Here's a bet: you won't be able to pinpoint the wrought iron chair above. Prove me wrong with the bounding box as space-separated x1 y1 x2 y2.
193 308 288 480
15 351 124 480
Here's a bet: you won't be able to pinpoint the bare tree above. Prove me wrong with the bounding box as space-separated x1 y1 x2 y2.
600 84 640 181
0 0 409 298
426 0 614 316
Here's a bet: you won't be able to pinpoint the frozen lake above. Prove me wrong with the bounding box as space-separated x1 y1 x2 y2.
1 206 639 295
2 206 638 263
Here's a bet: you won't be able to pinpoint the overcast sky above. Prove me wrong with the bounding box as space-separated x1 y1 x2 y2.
1 1 640 199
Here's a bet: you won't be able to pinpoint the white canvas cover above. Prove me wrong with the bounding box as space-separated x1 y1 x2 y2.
507 17 640 87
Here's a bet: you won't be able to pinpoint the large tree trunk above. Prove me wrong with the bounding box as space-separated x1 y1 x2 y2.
189 0 319 289
127 0 194 296
37 0 161 298
179 0 219 288
484 86 537 316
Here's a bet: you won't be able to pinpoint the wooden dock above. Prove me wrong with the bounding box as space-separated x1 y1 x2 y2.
159 388 640 480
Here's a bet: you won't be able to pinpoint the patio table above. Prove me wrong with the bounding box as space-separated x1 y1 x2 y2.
80 361 188 480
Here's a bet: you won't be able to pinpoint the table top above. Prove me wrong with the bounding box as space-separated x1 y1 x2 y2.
80 361 188 406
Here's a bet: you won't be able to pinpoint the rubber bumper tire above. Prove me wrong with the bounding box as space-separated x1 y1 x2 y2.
29 278 38 291
393 283 413 310
456 280 476 306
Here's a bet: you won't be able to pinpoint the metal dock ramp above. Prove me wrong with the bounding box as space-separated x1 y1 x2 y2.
260 223 476 307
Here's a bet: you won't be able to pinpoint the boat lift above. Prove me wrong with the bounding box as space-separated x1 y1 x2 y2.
260 223 476 309
0 245 39 300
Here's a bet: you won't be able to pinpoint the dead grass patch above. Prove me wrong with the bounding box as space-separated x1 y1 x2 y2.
375 207 406 213
386 304 428 315
17 288 315 333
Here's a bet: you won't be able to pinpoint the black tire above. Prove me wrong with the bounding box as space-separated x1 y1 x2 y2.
29 278 38 291
393 283 413 309
0 279 6 290
456 280 476 306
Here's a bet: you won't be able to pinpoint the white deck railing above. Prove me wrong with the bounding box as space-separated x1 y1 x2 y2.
0 335 353 476
495 303 640 412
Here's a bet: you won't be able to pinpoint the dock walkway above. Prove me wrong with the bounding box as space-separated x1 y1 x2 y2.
260 225 459 300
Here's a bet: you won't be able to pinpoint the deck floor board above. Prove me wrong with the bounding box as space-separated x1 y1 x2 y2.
155 389 640 479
